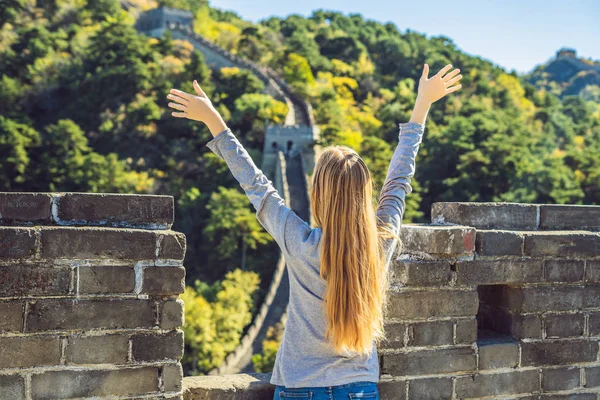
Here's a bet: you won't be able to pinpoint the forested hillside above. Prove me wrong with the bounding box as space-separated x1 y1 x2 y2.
2 0 599 375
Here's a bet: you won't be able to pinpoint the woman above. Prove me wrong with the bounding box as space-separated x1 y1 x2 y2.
167 63 462 399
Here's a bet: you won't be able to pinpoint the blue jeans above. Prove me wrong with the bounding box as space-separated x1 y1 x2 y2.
273 381 379 399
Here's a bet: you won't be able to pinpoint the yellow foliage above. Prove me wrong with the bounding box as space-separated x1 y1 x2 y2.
551 148 566 158
338 130 363 151
331 59 354 75
573 135 585 148
194 7 241 52
574 170 585 181
173 39 195 61
355 53 375 76
220 67 242 78
159 55 186 75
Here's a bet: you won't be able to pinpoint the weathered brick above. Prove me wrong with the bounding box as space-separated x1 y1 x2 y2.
544 313 584 338
455 318 478 344
400 224 475 256
539 395 596 400
477 338 519 369
181 373 274 400
56 193 174 229
157 232 186 260
41 227 156 260
0 301 23 332
524 231 600 258
455 369 539 398
0 193 52 225
586 260 600 282
0 227 36 259
431 202 538 230
456 260 543 286
0 336 60 368
0 374 25 399
78 265 135 294
407 321 453 346
521 339 598 366
585 366 600 387
542 366 580 391
475 229 523 256
388 289 478 319
408 377 452 399
142 266 185 295
0 264 70 296
545 259 585 282
378 379 406 400
381 347 476 376
391 260 452 286
26 299 156 331
162 363 183 392
539 204 600 231
590 312 600 336
67 334 129 364
381 322 405 349
583 285 600 308
131 330 184 362
31 367 159 399
161 299 184 329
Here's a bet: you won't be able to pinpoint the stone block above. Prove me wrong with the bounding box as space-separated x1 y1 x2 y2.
381 322 405 349
431 202 538 230
26 299 156 331
589 312 600 336
0 336 60 368
381 347 476 376
407 320 453 346
477 337 519 369
131 330 184 362
391 260 452 286
388 289 478 319
56 193 174 229
158 232 187 260
0 227 36 259
455 318 478 344
0 264 70 296
539 204 600 230
0 193 52 225
544 313 585 338
475 229 523 256
586 260 600 282
456 260 543 285
545 259 585 282
400 224 475 257
542 366 580 392
521 339 598 366
524 231 600 257
0 375 25 400
455 369 539 398
585 366 600 387
163 363 183 392
142 266 185 295
408 377 452 399
161 299 185 329
78 265 135 294
378 379 406 400
182 373 274 400
31 367 159 399
0 301 23 332
479 285 585 313
41 227 157 260
66 334 129 364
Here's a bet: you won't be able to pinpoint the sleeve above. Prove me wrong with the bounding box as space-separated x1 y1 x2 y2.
376 121 425 260
206 128 310 255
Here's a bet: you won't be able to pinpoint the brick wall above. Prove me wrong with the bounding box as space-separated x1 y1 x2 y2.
0 192 186 400
183 201 600 400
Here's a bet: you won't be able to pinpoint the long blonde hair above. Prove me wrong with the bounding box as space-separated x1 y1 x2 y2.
310 145 400 356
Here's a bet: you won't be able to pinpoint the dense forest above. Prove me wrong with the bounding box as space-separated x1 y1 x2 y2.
1 0 599 375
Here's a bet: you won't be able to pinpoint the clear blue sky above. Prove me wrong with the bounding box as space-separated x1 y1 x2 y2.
210 0 600 74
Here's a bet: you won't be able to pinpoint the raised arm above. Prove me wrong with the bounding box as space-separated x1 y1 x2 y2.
166 81 310 254
376 63 463 245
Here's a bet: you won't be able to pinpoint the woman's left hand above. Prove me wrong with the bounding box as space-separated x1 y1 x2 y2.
167 80 227 136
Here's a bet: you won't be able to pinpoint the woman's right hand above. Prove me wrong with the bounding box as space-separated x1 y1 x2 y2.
416 63 463 104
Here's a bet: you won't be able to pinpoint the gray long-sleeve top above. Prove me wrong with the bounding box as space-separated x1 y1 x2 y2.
206 121 425 388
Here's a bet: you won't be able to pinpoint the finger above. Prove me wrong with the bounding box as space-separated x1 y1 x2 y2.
170 89 192 100
168 102 187 111
193 80 207 97
421 63 429 80
445 74 463 87
443 68 460 82
167 93 189 105
445 84 462 94
436 64 453 79
171 112 188 118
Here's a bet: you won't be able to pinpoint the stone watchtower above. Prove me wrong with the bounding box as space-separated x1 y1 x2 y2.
135 7 193 37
